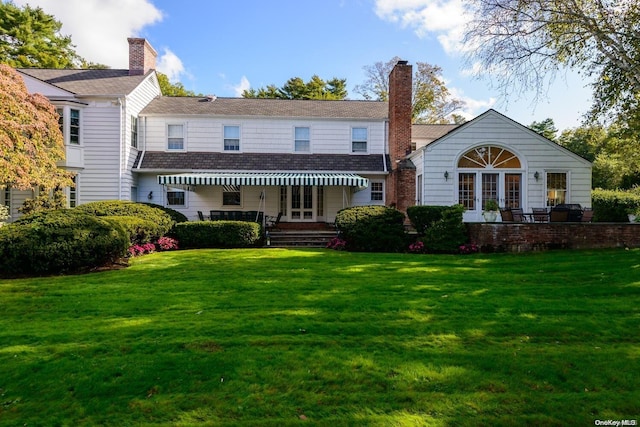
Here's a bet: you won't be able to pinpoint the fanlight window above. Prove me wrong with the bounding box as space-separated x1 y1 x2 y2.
458 146 521 169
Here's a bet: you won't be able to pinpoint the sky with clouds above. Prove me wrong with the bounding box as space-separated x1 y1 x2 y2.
9 0 593 130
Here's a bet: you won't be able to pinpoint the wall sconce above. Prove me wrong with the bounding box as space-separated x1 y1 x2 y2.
534 171 540 182
444 171 449 181
147 191 153 200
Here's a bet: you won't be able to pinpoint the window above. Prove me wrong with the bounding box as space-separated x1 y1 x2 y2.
546 172 567 207
131 116 138 148
222 185 241 206
371 182 384 201
224 126 240 151
56 108 64 133
2 186 10 207
352 127 367 153
416 174 423 205
458 146 521 169
317 186 324 216
279 185 287 216
295 127 310 152
69 109 80 144
167 124 184 150
167 190 185 206
69 175 78 208
459 173 476 210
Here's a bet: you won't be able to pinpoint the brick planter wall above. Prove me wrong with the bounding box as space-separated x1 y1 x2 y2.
467 223 640 252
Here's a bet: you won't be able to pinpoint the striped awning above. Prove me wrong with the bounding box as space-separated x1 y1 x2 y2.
157 172 369 188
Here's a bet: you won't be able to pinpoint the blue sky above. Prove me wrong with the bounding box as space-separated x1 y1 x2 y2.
10 0 593 131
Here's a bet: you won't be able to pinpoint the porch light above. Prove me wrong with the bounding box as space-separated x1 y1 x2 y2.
444 171 449 181
534 171 540 182
148 191 153 200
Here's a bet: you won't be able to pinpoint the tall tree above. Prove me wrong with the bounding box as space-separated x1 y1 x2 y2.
353 57 465 124
463 0 640 125
0 64 73 190
0 2 81 68
242 75 348 100
157 72 200 97
529 118 558 141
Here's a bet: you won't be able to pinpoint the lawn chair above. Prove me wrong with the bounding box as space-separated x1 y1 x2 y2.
511 208 526 222
265 212 282 231
500 208 514 222
197 211 206 221
532 208 548 223
581 208 594 222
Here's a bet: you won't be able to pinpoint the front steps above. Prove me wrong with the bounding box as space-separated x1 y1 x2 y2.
266 230 337 248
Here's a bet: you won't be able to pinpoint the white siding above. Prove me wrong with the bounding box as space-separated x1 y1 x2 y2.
143 116 387 155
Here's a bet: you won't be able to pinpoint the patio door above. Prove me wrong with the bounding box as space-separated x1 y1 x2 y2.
460 172 522 221
290 185 314 221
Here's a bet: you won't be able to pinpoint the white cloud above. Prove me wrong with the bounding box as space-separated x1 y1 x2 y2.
156 48 185 82
448 86 496 119
232 76 251 96
374 0 471 55
12 0 164 68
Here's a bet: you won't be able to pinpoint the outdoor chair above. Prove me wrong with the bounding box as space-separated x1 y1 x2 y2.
532 208 549 223
197 211 206 221
265 212 282 231
549 207 569 222
581 208 594 222
511 208 526 222
500 208 514 222
209 210 223 221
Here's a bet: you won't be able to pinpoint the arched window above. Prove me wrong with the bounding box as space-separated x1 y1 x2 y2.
458 146 521 169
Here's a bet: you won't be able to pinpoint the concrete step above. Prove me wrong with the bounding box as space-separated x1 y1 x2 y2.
266 231 337 248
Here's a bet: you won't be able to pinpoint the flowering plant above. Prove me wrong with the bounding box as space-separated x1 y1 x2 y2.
128 242 156 257
326 237 347 251
408 241 425 254
459 243 479 255
0 204 9 225
157 236 179 251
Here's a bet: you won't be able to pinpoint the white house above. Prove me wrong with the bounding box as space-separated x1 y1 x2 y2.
410 110 593 222
7 38 592 225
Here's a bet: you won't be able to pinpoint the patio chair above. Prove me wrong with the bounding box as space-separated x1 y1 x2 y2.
511 208 526 222
197 211 206 221
209 210 223 221
549 207 569 222
581 208 594 222
532 208 548 223
500 208 514 222
265 212 282 231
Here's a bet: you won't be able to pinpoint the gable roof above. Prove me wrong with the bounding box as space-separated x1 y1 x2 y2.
140 96 389 120
17 68 154 96
412 124 460 143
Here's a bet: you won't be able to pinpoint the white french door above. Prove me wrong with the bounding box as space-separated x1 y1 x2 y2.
460 172 522 221
290 185 314 221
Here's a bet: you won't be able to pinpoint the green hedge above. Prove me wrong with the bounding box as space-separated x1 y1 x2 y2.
335 205 407 252
592 189 640 222
406 205 452 235
103 215 164 245
419 205 468 253
2 210 129 277
142 203 188 224
75 201 173 239
172 221 262 248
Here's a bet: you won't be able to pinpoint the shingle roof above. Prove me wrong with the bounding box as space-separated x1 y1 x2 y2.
412 124 460 141
135 152 388 173
17 68 152 96
140 96 389 119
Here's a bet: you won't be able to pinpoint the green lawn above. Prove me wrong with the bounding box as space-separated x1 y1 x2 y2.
0 248 639 426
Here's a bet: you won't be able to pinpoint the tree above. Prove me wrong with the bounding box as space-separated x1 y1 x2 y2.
0 64 73 191
529 118 558 140
0 2 82 68
463 0 640 125
242 75 348 100
353 57 465 124
157 72 200 97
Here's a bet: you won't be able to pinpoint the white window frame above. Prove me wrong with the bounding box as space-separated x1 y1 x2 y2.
370 181 384 202
351 127 368 153
55 105 83 146
545 171 569 208
167 124 185 151
166 189 186 207
67 175 78 208
294 126 310 152
223 125 241 151
69 108 80 145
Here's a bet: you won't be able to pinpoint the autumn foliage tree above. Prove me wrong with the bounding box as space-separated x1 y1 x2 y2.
0 64 72 191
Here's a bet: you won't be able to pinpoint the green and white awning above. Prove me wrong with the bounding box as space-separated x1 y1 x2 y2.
157 172 369 188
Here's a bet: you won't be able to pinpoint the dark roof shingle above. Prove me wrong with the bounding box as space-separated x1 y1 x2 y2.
18 68 152 96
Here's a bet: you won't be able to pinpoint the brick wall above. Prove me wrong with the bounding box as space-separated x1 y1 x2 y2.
467 223 640 252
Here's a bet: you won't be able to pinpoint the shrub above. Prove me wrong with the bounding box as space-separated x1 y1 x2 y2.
335 205 407 252
326 237 347 251
591 188 640 222
1 209 128 277
0 204 9 224
103 215 166 245
408 205 468 254
142 203 188 224
18 189 66 215
172 221 261 248
75 201 173 239
407 206 451 235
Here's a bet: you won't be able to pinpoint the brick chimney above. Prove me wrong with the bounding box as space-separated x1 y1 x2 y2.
386 60 416 216
128 38 157 76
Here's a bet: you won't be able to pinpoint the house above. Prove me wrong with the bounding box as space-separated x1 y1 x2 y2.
8 38 591 225
410 110 593 222
7 39 162 220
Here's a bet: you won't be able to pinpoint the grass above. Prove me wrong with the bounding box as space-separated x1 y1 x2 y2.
0 248 639 426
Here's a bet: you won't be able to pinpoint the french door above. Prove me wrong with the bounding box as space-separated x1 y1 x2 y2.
290 185 314 221
460 172 522 221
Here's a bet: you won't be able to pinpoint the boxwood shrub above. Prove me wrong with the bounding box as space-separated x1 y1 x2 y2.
142 203 188 224
102 215 164 245
406 205 452 235
1 209 129 277
335 205 407 252
592 189 640 222
173 221 262 248
75 200 173 239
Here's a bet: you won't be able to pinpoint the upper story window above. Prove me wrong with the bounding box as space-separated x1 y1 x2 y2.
458 145 521 169
56 108 64 133
224 125 240 151
131 116 138 148
167 124 184 150
295 127 310 152
68 175 78 208
352 127 367 153
69 109 80 145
